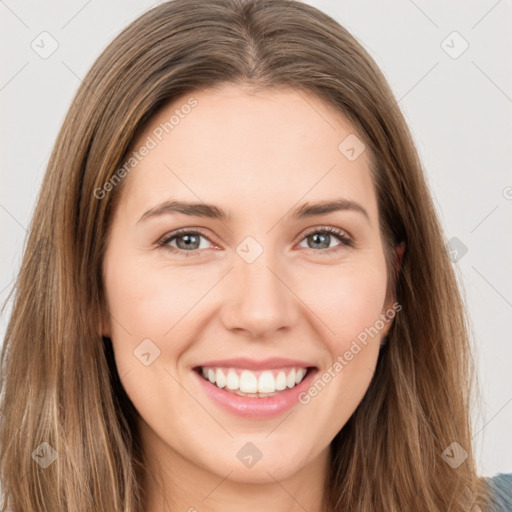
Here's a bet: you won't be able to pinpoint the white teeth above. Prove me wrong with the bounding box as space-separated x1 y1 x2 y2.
226 370 239 390
286 368 296 388
199 366 309 394
295 368 307 384
239 370 258 393
258 371 275 393
215 368 226 388
275 371 287 391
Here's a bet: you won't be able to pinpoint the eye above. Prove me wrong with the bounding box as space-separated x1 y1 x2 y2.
157 228 215 257
297 226 353 254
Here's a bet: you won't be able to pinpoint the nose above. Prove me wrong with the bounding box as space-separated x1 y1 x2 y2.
219 252 299 339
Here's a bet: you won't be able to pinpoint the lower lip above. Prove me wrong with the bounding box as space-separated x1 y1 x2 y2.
193 368 318 419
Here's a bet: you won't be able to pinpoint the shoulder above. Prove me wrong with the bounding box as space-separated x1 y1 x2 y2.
483 473 512 512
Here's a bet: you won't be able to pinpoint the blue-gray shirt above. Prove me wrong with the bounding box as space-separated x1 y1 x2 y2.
486 473 512 511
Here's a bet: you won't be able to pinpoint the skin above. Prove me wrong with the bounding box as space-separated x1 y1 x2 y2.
102 84 400 512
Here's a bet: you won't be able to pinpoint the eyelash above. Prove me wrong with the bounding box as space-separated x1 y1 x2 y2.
157 226 353 258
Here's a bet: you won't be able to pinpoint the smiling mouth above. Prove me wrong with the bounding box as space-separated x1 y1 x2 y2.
194 365 315 398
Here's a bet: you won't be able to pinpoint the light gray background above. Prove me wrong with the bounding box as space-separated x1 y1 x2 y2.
1 0 511 477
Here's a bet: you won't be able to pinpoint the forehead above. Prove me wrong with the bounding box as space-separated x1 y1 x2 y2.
118 84 378 224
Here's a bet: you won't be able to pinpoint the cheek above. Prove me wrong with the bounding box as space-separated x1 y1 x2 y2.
105 251 206 337
103 254 217 367
102 256 206 426
303 257 388 347
294 261 387 437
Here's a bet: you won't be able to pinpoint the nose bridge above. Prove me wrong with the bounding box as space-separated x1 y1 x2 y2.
220 236 297 336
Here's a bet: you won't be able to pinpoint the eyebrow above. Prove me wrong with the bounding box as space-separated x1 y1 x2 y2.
137 198 370 223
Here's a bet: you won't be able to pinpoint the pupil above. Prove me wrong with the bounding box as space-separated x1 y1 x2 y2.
311 233 328 249
178 234 198 250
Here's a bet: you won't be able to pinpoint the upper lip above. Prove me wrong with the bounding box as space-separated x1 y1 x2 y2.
194 357 317 371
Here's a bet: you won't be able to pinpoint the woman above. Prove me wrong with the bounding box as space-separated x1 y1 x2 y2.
0 0 510 510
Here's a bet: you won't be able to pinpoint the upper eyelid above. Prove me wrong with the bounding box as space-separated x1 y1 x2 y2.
158 227 214 245
301 225 351 239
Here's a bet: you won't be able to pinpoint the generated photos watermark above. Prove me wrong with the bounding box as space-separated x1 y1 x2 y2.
298 301 402 405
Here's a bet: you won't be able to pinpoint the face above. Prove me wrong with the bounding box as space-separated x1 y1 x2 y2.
102 84 396 487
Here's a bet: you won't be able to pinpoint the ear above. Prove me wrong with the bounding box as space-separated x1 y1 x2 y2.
386 241 406 306
380 241 406 344
99 304 112 339
394 241 405 276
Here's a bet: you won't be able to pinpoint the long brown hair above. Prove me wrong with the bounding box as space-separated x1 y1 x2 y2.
0 0 494 510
